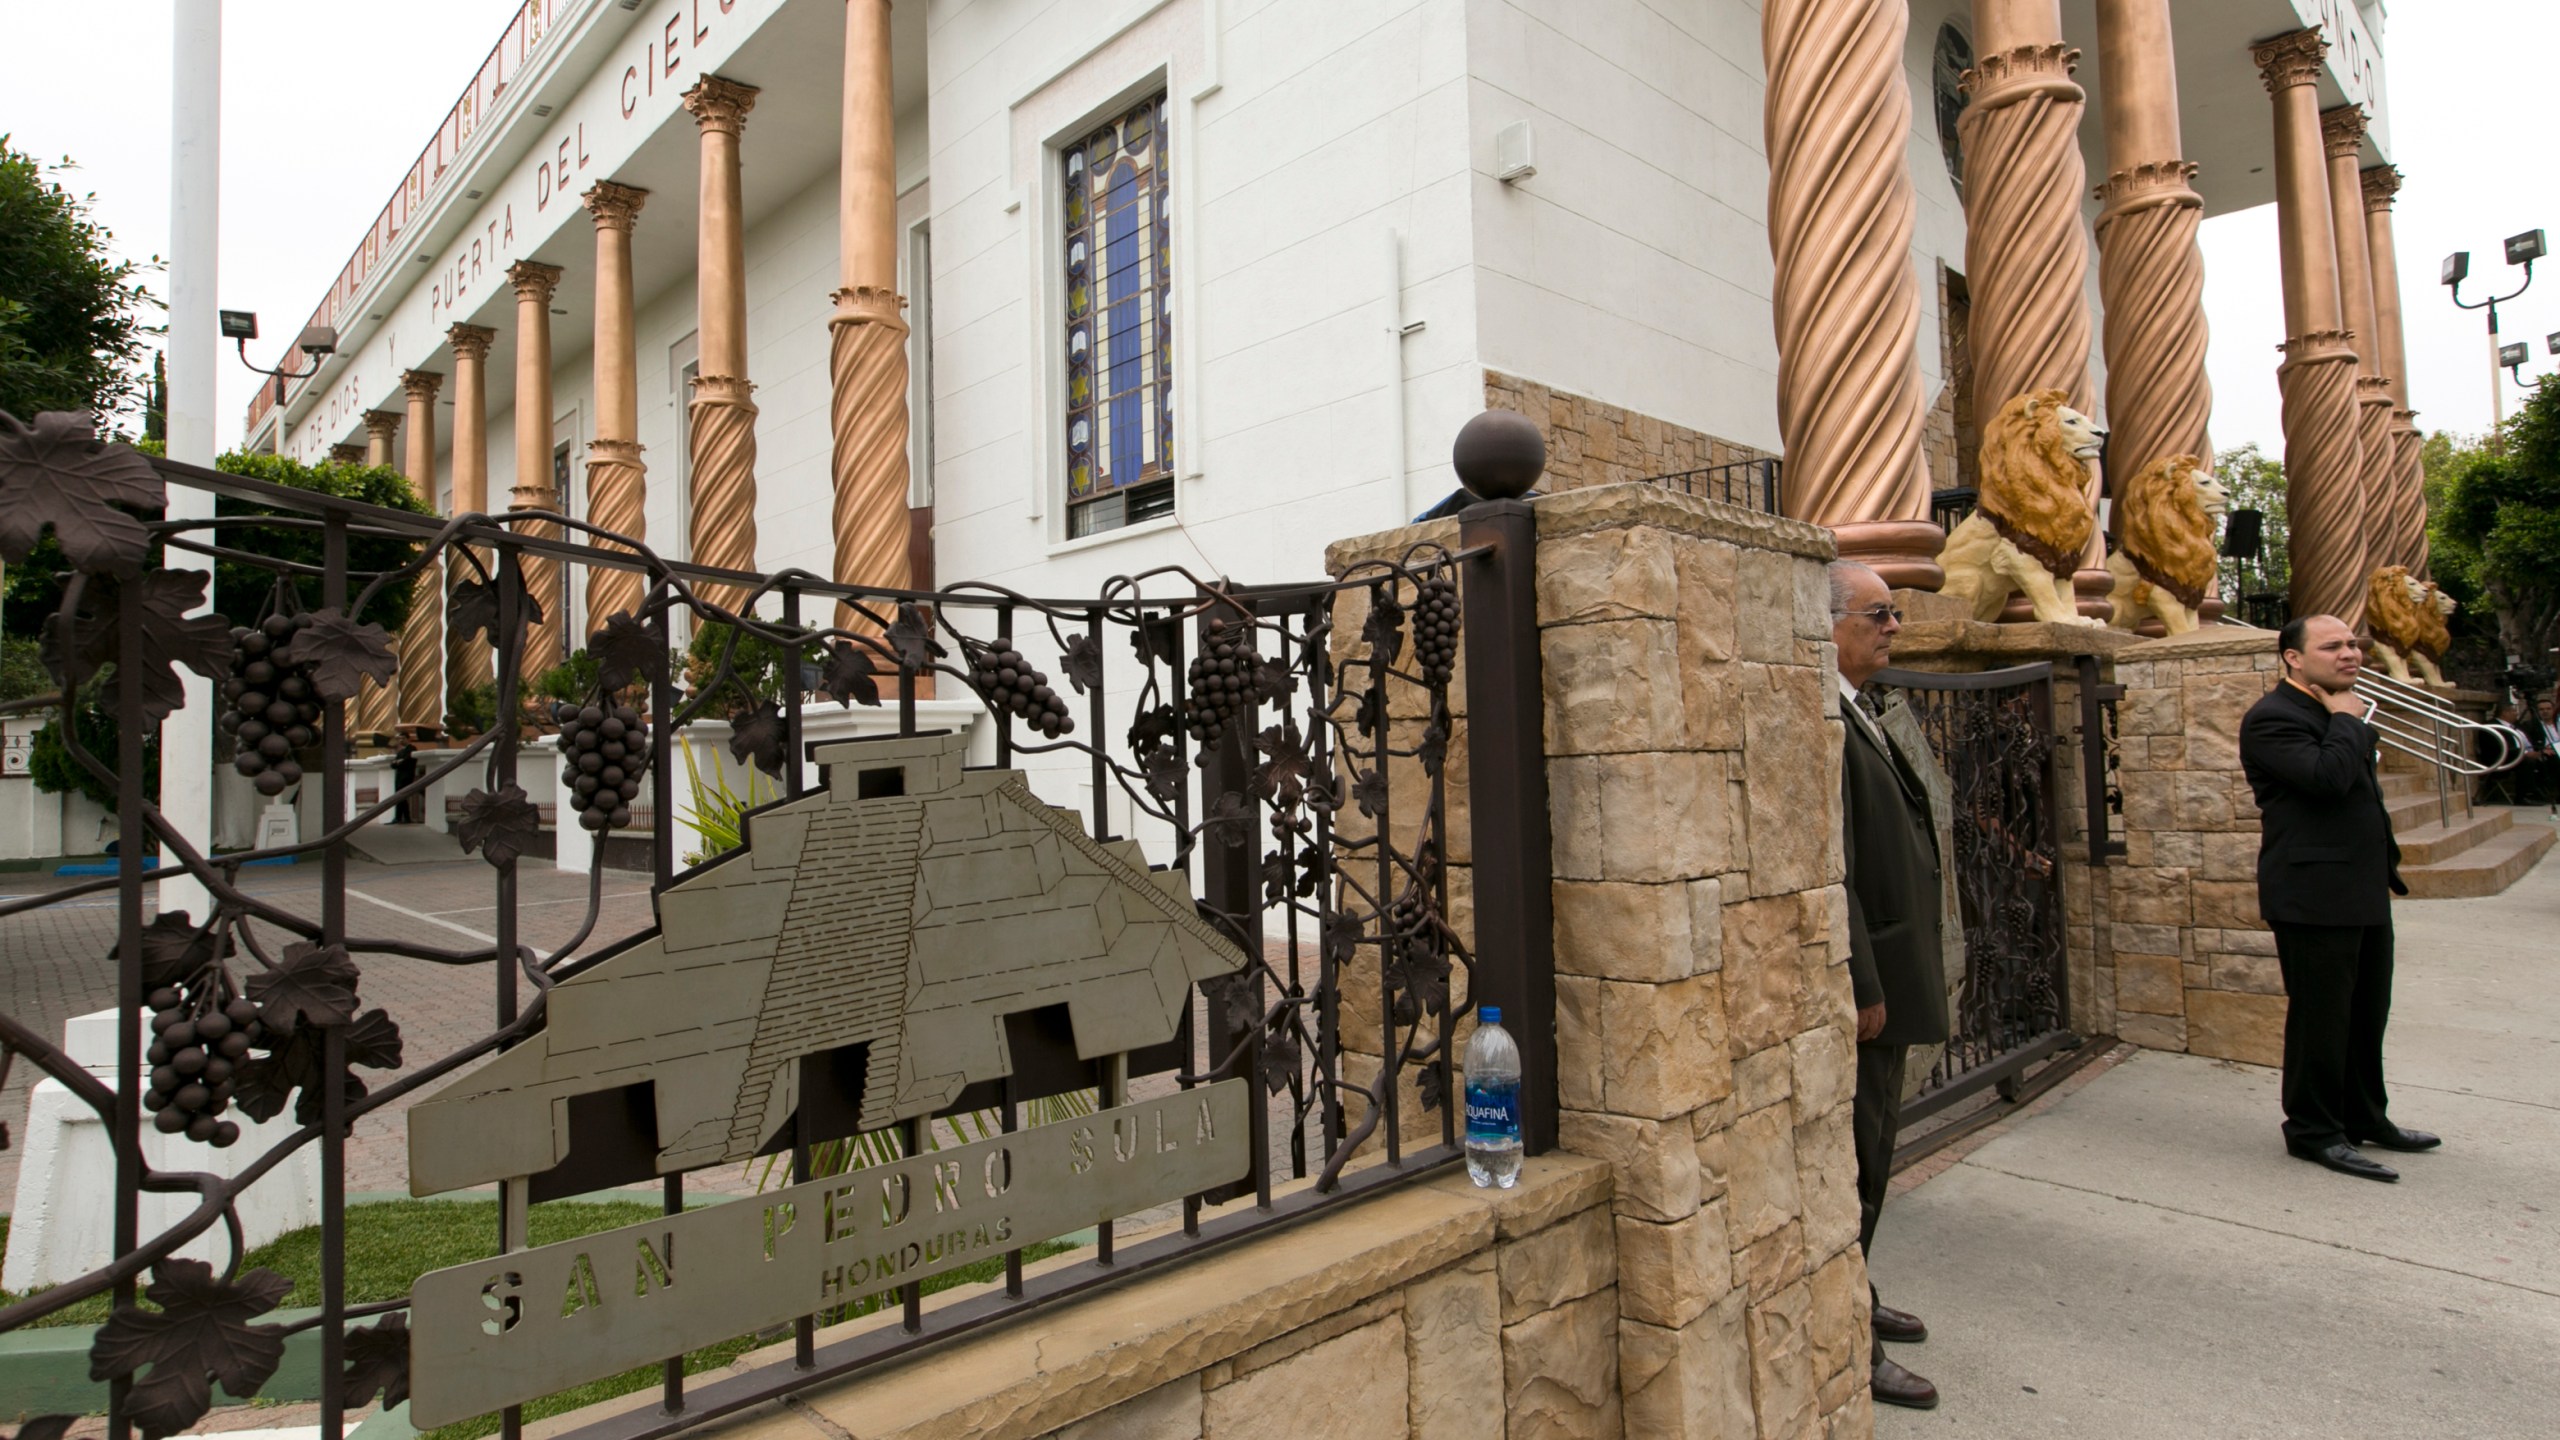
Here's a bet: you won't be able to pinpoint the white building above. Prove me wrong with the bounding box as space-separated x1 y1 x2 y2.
251 0 2404 656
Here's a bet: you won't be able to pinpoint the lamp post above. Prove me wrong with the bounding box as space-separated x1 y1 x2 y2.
2442 229 2546 441
2493 329 2560 393
222 311 338 455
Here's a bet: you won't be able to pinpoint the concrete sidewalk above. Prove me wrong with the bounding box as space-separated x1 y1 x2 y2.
1874 818 2560 1437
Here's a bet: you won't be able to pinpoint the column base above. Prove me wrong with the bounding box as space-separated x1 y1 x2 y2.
2073 566 2116 622
1828 519 1947 593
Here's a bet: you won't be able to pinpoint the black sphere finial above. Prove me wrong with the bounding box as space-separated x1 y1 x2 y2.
1451 409 1546 501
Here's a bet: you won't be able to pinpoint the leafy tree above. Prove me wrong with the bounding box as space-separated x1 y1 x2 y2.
2434 377 2560 676
0 137 159 426
2213 442 2289 608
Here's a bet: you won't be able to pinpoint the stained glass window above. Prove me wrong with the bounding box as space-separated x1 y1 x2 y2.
1063 94 1175 538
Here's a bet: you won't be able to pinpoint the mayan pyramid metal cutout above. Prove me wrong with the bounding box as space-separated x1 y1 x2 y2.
406 732 1245 1195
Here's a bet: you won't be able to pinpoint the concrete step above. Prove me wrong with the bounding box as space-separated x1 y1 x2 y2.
2386 787 2471 831
2379 769 2427 798
2398 821 2557 899
2391 806 2513 867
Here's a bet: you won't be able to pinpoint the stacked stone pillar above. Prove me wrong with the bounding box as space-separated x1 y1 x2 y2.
583 181 650 629
829 0 915 630
509 260 568 676
2252 30 2368 628
2361 166 2428 575
682 76 761 613
447 322 498 694
1960 0 2111 618
396 370 446 735
1759 0 1942 591
2323 107 2398 606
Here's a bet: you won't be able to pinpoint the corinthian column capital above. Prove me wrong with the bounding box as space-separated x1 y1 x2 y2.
329 442 366 465
447 323 496 362
362 409 403 441
2360 164 2403 211
2253 29 2327 92
682 75 760 136
2320 104 2368 159
1962 43 2083 111
401 368 445 401
582 180 649 231
508 260 564 305
2094 159 2202 223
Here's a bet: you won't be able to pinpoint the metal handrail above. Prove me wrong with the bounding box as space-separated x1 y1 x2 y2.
2352 669 2527 827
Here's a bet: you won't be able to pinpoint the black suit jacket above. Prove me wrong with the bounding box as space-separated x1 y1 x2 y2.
1840 689 1951 1048
2239 680 2405 928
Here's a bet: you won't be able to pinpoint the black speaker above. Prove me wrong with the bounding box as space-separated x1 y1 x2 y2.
2221 508 2263 560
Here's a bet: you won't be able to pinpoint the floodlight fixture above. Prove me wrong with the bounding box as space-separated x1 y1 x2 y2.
219 310 259 341
294 325 338 357
2443 250 2470 287
2500 341 2528 369
2507 229 2548 267
2547 331 2560 356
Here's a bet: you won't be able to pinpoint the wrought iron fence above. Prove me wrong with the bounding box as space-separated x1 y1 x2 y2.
0 412 1551 1440
1874 663 2074 1126
1642 456 1782 515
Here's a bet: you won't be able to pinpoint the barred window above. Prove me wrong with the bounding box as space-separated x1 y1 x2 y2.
1063 95 1174 539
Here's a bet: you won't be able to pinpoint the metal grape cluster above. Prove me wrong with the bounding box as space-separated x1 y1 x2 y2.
1183 615 1263 744
218 612 325 796
968 636 1075 738
1411 574 1460 686
143 978 261 1147
553 700 650 832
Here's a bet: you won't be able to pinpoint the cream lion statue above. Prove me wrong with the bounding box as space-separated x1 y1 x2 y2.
2366 565 2457 686
2104 454 2230 637
1937 388 2108 627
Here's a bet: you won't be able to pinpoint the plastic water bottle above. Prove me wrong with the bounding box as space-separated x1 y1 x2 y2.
1464 1006 1524 1188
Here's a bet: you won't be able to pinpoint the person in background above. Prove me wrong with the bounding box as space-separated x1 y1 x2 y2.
1829 560 1950 1411
2239 615 2435 1183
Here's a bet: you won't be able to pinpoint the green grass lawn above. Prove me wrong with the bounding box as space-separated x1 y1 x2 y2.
2 1202 1079 1438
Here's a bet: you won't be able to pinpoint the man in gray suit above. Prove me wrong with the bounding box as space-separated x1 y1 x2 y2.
1831 560 1953 1410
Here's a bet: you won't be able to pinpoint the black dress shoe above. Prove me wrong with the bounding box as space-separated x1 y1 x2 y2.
1872 1353 1940 1410
1872 1299 1928 1344
2289 1140 2400 1181
2352 1125 2441 1153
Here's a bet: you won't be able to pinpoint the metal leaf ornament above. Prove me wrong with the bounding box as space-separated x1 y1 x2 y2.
245 941 360 1036
454 786 543 867
1062 631 1103 695
274 608 397 705
134 911 231 992
48 571 236 727
341 1313 413 1409
0 411 165 577
817 640 882 708
87 1260 292 1439
886 602 944 673
588 610 665 695
1252 723 1312 809
728 698 788 778
1361 589 1407 669
1203 791 1253 850
449 557 544 649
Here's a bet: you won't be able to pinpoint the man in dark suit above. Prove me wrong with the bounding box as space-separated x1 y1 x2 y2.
1831 561 1951 1410
2239 614 2437 1182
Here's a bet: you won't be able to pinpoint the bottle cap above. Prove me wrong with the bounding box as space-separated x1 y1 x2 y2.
1478 1005 1500 1024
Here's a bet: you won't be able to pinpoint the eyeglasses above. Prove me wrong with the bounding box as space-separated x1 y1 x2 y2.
1835 605 1903 626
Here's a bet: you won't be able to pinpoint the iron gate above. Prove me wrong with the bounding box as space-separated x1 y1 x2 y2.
1873 663 2075 1126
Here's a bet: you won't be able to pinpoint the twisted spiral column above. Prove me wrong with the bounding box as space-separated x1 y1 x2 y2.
447 323 498 695
355 405 406 735
584 181 650 633
1760 0 1941 588
829 287 912 629
509 260 567 678
1960 21 2110 617
2361 165 2430 575
684 76 761 615
2095 164 2211 500
396 369 446 734
2255 30 2367 626
2324 107 2393 607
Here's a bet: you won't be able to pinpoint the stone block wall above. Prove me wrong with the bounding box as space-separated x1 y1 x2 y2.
2091 630 2287 1067
1327 483 1875 1438
1483 373 1773 494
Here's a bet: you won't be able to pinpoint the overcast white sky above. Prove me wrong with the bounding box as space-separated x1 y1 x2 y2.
9 1 2558 457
